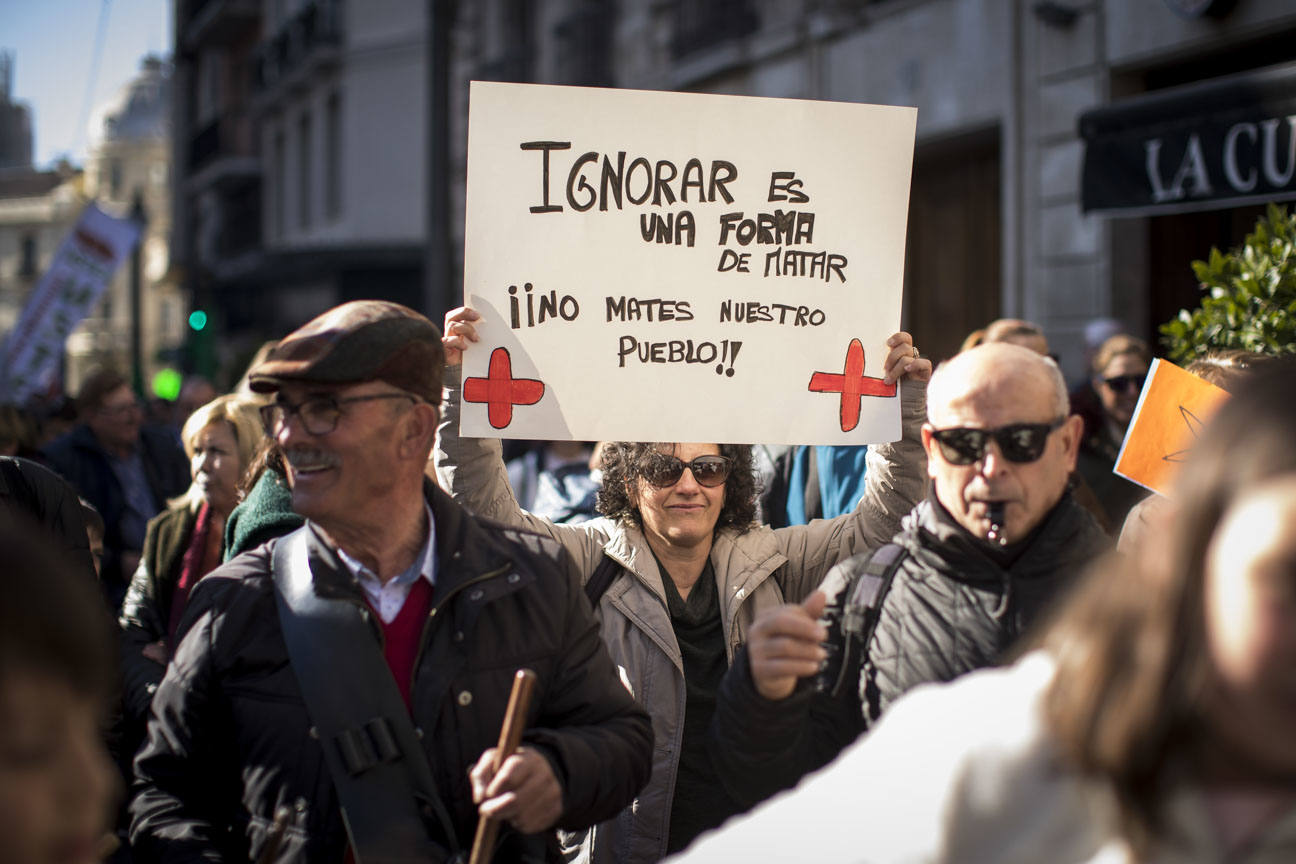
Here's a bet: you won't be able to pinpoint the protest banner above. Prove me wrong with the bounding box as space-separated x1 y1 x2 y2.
1 202 141 402
1113 357 1231 496
461 82 916 444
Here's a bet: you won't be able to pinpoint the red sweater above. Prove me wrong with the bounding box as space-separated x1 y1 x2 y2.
376 577 434 709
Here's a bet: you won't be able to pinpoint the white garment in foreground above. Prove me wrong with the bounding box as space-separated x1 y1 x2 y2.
671 652 1296 863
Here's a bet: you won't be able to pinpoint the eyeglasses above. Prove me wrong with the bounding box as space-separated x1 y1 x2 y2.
639 453 733 488
930 418 1066 466
260 392 416 436
98 399 142 416
1102 374 1146 393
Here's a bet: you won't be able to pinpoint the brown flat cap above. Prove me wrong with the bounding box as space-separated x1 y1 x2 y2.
248 300 444 405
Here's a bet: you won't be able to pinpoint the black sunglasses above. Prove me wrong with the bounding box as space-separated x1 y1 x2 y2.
930 418 1066 466
639 453 733 488
1102 374 1146 393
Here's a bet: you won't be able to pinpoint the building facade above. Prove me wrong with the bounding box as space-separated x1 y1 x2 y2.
172 0 428 381
441 0 1296 377
0 167 84 344
71 56 185 392
0 53 35 170
171 0 1296 380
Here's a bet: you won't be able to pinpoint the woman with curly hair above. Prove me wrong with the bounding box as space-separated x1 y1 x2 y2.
435 307 930 862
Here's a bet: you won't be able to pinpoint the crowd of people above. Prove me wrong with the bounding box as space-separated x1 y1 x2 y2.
0 298 1292 864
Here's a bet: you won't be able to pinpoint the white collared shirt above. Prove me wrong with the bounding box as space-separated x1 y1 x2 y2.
336 502 437 623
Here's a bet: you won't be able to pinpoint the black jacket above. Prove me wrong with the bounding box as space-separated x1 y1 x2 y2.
0 454 95 577
129 483 653 864
709 491 1109 809
42 423 189 600
119 504 198 722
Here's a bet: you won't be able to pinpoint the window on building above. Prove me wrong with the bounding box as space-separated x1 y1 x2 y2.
325 91 342 220
298 111 312 229
273 129 286 240
110 159 123 199
197 50 223 125
19 234 37 277
671 0 759 59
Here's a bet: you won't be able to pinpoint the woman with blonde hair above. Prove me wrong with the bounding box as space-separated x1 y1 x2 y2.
118 395 262 733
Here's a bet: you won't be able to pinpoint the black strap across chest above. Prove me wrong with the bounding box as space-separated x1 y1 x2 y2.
271 527 459 864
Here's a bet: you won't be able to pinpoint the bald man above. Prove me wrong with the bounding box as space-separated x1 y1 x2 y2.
706 344 1110 812
982 318 1050 357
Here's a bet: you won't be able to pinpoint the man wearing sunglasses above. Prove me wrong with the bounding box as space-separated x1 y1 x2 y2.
707 341 1110 811
435 306 930 862
131 301 652 863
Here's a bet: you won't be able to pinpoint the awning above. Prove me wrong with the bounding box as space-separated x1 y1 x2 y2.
1080 62 1296 216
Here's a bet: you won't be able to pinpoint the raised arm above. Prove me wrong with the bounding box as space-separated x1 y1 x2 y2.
774 332 930 599
434 307 607 573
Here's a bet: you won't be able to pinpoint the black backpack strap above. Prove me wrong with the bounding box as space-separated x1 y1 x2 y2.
584 552 624 607
819 543 907 700
272 527 458 864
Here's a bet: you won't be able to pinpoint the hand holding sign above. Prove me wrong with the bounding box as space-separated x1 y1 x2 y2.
444 306 482 365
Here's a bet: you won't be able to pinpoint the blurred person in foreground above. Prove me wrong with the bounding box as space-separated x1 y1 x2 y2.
1076 334 1152 527
117 396 262 748
130 301 651 863
706 342 1109 809
42 370 189 608
436 305 930 861
675 360 1296 863
0 515 119 864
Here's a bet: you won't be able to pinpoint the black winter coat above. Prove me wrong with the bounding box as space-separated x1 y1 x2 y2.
130 483 653 864
0 454 96 576
709 491 1109 809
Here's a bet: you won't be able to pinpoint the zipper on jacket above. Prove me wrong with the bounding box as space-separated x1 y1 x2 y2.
411 562 513 683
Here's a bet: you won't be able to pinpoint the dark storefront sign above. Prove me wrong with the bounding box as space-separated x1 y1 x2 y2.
1080 62 1296 216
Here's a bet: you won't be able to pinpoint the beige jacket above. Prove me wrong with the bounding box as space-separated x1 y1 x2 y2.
434 366 928 863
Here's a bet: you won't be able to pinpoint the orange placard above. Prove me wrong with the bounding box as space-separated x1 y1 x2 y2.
1113 358 1231 497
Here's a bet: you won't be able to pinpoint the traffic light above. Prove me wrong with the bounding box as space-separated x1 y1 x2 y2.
188 310 209 331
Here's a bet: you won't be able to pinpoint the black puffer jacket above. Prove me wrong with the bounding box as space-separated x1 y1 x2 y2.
860 492 1109 720
130 483 654 864
709 491 1109 809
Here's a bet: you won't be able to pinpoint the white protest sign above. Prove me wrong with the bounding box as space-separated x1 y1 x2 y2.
462 82 915 445
1 202 141 402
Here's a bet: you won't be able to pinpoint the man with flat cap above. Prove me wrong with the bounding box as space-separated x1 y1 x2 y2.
130 301 652 864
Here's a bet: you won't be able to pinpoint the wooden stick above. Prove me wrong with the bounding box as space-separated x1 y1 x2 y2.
469 668 538 864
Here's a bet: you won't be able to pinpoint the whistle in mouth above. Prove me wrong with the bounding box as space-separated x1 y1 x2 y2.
986 502 1008 547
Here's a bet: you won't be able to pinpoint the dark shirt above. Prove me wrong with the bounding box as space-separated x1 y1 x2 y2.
109 448 158 552
659 555 745 854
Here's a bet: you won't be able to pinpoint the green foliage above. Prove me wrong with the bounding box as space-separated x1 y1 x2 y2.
1159 203 1296 363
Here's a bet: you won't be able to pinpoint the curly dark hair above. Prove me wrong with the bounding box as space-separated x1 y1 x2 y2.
595 442 759 532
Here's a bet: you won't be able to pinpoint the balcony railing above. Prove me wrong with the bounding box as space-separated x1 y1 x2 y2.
187 110 255 173
254 0 343 94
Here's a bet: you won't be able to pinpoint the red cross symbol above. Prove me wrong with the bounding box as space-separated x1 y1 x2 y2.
807 338 896 432
462 347 546 429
